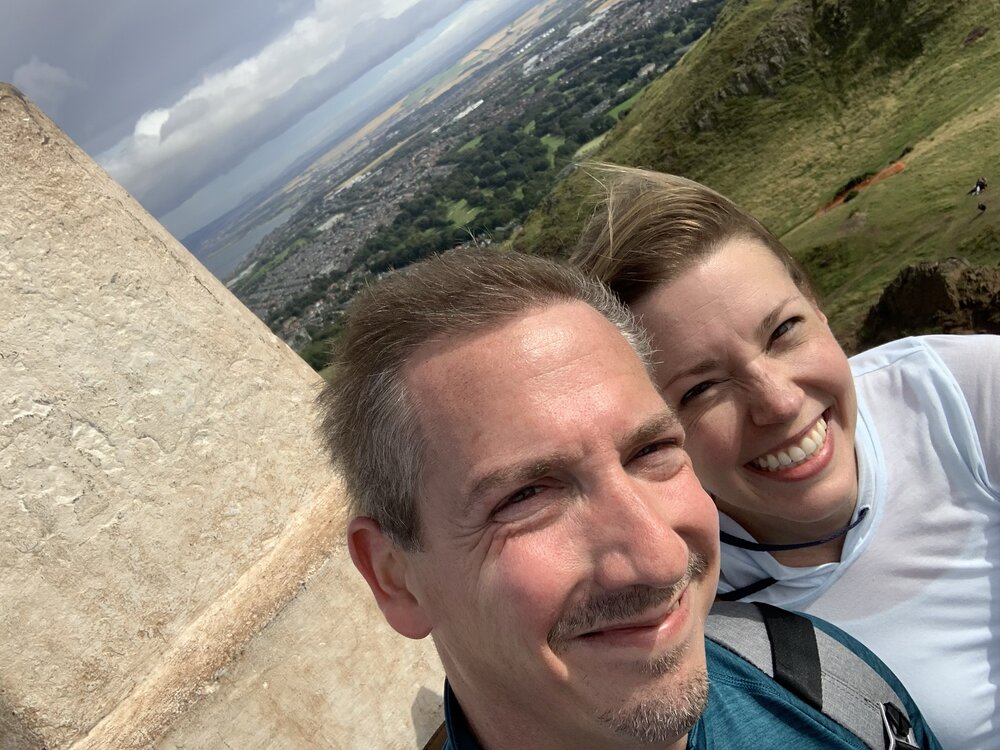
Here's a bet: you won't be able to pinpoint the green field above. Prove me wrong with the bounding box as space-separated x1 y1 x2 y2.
457 134 483 153
547 67 568 85
608 86 648 120
515 0 1000 347
541 134 567 165
445 198 480 225
574 133 608 159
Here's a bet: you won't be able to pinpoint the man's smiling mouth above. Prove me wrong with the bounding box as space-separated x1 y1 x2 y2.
546 553 709 653
581 587 688 638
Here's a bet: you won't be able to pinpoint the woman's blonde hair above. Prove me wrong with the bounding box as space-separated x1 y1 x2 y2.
571 163 815 304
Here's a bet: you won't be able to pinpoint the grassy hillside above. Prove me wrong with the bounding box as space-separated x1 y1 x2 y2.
514 0 1000 346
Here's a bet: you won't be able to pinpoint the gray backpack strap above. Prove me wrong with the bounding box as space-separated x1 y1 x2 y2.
706 601 919 750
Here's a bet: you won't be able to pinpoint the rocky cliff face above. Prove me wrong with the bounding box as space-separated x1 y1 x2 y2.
857 257 1000 350
812 0 943 66
689 0 952 134
689 3 812 133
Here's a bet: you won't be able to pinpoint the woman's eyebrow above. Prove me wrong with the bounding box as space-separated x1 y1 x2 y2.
662 357 721 390
661 296 801 390
756 296 798 341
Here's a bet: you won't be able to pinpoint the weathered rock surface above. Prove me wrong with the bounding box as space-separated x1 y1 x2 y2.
857 257 1000 349
0 83 442 749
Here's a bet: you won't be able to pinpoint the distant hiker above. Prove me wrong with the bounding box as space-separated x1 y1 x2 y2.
968 177 988 195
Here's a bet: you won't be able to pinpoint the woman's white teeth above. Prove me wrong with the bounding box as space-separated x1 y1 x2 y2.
752 417 827 471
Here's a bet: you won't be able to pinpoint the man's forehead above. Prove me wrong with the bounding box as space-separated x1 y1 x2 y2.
403 302 670 458
403 302 632 399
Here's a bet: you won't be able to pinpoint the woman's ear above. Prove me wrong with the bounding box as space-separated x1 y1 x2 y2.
347 517 433 639
810 298 829 325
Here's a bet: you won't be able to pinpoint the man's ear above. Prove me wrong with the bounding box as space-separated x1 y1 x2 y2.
347 517 432 639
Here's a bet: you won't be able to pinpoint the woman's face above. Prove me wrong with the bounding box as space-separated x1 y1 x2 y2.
630 236 859 544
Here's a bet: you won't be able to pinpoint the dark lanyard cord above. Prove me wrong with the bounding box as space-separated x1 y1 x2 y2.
717 507 869 602
720 506 869 552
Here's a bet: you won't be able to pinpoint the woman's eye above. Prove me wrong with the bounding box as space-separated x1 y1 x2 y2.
680 381 714 406
770 317 802 344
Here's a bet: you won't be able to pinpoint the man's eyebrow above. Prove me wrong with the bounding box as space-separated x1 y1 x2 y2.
627 409 683 450
463 408 681 514
464 454 571 515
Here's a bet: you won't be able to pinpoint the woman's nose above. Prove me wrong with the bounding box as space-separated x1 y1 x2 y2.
746 365 803 426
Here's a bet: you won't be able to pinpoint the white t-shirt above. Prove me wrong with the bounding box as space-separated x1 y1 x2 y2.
717 335 1000 750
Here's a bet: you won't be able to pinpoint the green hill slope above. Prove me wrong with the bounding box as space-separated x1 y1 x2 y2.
515 0 1000 345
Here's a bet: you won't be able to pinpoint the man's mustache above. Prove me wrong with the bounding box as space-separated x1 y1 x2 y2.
548 553 709 651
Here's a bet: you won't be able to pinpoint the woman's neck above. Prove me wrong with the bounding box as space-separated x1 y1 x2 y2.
718 501 859 567
768 536 845 567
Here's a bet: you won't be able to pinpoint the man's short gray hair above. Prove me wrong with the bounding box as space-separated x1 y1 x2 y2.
317 249 651 550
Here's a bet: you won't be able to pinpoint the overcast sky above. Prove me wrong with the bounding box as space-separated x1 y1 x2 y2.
2 0 545 238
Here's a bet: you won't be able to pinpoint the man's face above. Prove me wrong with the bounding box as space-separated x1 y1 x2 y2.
401 302 719 749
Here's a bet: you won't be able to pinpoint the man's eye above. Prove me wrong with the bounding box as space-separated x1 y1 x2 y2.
505 485 543 506
680 381 714 406
634 443 661 459
632 440 679 461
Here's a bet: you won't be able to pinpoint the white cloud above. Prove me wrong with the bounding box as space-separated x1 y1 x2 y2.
135 109 170 138
97 0 449 217
12 57 80 115
375 0 425 18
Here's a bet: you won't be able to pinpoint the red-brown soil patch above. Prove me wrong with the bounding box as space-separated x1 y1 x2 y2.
819 161 906 215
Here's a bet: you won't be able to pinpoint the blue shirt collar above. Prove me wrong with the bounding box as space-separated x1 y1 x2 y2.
442 680 483 750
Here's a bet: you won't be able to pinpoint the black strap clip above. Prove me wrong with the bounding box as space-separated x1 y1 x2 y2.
881 702 918 750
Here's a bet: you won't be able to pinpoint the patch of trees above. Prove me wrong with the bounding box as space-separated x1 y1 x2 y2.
337 0 729 282
814 0 949 69
337 0 730 286
299 318 346 371
288 0 728 370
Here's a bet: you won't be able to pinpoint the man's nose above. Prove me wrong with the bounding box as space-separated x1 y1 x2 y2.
586 470 690 592
745 362 803 426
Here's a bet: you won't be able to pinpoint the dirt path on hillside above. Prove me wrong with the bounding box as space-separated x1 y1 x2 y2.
819 160 907 214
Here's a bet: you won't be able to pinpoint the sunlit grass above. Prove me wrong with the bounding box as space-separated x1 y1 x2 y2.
444 198 480 225
518 0 1000 340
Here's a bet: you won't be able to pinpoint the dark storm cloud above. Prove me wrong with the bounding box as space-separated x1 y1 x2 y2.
2 0 317 153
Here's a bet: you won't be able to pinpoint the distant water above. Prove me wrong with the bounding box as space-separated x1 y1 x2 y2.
199 206 296 281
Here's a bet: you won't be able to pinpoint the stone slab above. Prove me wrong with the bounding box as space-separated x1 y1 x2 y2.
0 83 443 749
